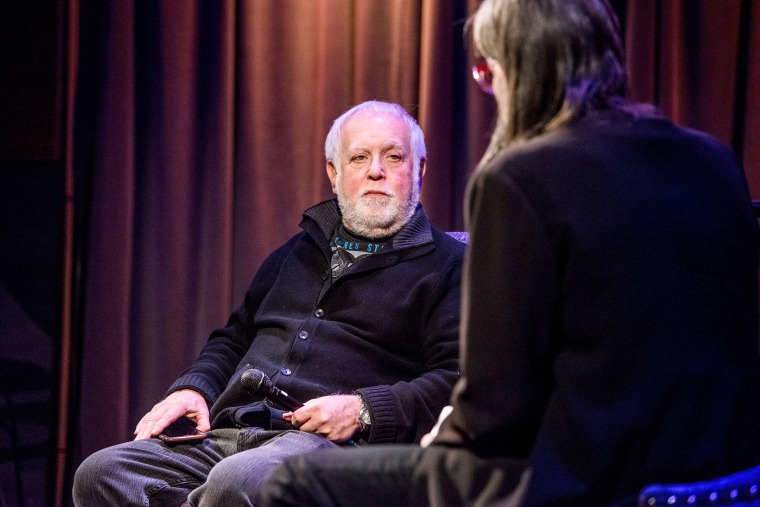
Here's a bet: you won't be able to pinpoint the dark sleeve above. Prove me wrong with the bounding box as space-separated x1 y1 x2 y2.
165 238 296 405
433 167 557 457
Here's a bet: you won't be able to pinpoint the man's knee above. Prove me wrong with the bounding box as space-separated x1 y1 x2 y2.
72 440 200 506
191 452 270 505
72 446 122 503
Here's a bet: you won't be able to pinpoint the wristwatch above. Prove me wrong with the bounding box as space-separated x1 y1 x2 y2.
357 394 372 432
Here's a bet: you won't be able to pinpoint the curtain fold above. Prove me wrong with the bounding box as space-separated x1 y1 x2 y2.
77 0 137 452
626 0 760 192
741 0 760 196
73 1 237 468
68 1 760 497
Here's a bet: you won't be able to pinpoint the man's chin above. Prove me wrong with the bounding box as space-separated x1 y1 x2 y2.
338 196 416 238
359 195 393 207
346 219 397 238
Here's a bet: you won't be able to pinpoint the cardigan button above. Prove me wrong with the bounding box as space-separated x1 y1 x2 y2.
298 330 308 340
281 368 292 376
314 308 324 318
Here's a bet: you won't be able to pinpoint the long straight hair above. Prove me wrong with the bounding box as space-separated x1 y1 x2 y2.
471 0 628 170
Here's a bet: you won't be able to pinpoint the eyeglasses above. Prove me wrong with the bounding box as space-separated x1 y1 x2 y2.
472 60 494 95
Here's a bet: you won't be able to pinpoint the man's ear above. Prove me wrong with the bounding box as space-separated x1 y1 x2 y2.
418 157 427 189
326 161 338 194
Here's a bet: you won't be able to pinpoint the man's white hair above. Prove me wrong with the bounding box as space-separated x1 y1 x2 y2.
324 101 427 177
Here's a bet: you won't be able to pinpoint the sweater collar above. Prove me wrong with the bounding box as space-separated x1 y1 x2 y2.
300 199 433 251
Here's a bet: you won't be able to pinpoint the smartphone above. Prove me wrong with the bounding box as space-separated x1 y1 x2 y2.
157 417 208 444
157 428 208 444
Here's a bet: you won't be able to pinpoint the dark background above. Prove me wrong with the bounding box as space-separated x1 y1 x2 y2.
1 2 61 507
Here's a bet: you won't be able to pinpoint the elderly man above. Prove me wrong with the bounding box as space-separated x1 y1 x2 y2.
72 100 464 506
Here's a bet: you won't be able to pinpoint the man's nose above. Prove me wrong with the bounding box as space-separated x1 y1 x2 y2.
367 157 385 179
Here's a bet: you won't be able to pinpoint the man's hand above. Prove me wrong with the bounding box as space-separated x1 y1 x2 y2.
284 394 362 442
133 389 210 440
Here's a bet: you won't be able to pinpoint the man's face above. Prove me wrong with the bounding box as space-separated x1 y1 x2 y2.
327 112 425 238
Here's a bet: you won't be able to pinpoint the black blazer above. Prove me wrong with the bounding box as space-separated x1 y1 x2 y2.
435 108 760 505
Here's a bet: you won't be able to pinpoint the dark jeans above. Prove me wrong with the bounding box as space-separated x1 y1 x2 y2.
73 427 339 506
260 444 527 507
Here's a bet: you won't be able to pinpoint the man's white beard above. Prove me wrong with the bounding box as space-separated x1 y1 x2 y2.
336 175 420 239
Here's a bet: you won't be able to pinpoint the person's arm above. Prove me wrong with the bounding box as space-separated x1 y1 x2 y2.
433 167 557 457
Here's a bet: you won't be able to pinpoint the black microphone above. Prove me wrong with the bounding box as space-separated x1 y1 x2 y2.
240 368 304 411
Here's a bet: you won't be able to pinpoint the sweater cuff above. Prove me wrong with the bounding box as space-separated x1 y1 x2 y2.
356 385 397 444
166 374 218 407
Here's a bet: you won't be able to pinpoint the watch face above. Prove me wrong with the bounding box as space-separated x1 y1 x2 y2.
359 397 371 426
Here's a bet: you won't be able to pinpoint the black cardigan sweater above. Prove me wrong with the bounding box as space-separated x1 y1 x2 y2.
168 199 464 444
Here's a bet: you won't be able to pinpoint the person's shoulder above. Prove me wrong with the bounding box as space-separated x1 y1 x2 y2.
485 107 737 176
602 106 734 156
627 112 741 169
261 230 310 264
676 124 737 159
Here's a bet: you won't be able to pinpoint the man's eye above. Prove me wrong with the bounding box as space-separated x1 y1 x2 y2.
352 155 367 162
387 154 402 161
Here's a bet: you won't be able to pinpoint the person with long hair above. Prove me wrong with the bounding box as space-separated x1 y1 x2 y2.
261 1 760 505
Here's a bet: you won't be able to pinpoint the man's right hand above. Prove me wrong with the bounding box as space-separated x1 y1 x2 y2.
133 389 210 440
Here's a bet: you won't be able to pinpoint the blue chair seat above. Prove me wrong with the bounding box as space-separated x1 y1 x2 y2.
638 465 760 506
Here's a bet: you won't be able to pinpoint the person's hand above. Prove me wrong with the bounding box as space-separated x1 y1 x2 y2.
419 405 453 448
133 389 210 440
284 394 362 442
420 431 435 447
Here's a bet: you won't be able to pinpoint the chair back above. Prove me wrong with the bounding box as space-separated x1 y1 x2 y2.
446 231 468 243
